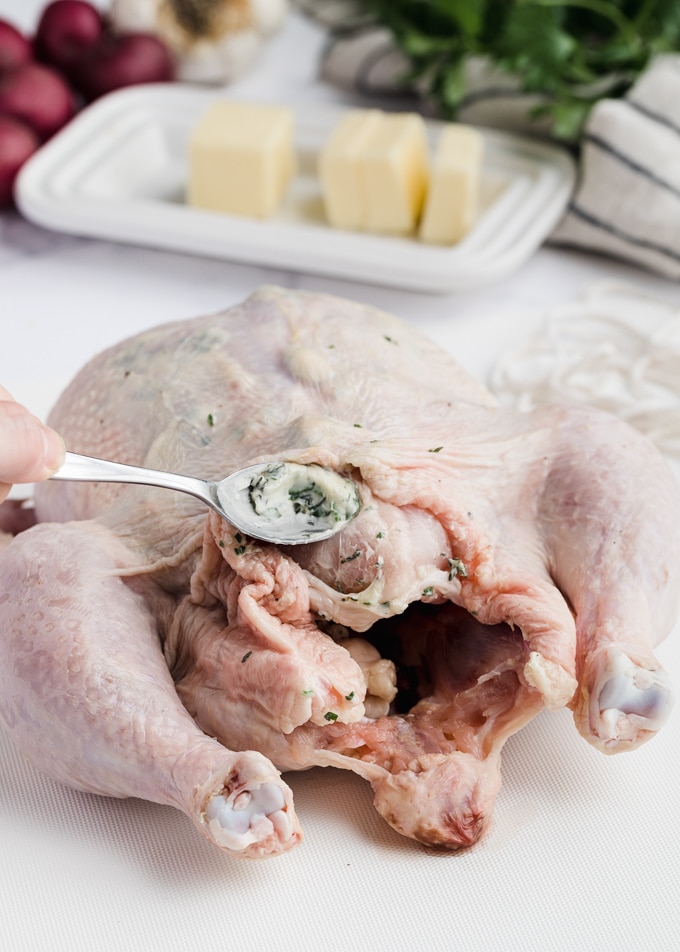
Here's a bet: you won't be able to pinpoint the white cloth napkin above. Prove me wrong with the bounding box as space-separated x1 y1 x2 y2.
307 4 680 280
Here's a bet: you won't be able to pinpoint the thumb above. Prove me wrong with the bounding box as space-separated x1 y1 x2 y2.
0 400 66 484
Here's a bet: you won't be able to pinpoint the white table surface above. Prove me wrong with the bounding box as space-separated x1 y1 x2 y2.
1 4 679 951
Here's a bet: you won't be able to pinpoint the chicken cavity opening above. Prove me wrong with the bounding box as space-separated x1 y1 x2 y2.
318 599 531 725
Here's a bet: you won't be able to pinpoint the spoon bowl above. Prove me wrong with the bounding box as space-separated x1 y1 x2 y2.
51 452 361 545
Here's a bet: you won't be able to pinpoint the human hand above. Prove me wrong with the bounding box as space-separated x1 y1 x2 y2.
0 385 65 505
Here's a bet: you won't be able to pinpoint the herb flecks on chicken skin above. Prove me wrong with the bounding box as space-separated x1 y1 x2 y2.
0 287 677 857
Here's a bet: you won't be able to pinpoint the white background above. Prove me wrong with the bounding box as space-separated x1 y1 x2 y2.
1 3 679 950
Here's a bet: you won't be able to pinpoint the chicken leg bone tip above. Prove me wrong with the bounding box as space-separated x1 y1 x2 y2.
585 645 674 751
205 781 292 851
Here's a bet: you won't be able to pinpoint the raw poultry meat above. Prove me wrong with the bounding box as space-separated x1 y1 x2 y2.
0 286 678 858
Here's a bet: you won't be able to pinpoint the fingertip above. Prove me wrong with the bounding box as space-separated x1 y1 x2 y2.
40 426 66 477
0 401 65 484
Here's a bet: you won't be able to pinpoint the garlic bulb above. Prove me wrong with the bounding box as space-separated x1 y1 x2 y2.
110 0 290 84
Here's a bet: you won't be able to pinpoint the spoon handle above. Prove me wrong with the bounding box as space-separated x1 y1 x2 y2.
51 451 216 510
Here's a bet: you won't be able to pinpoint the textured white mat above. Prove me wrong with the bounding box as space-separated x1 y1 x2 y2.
1 671 678 952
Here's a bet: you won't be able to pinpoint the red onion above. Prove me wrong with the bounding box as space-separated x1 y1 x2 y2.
0 114 40 208
0 19 33 77
0 62 76 141
35 0 103 78
74 32 175 102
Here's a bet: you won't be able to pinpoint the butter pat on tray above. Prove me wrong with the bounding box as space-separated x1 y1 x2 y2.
319 110 430 235
361 112 430 234
317 109 382 230
419 124 485 245
188 101 296 218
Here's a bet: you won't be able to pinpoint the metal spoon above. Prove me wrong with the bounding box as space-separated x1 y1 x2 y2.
51 452 361 546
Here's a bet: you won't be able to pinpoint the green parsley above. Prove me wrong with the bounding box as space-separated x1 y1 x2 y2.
324 711 339 722
443 555 468 580
357 0 680 140
287 482 341 522
241 651 252 663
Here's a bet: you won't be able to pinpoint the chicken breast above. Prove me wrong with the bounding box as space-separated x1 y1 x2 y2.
0 286 677 858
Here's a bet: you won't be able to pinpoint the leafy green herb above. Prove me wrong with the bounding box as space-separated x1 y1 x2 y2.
376 530 386 539
357 0 680 139
241 651 252 663
302 688 315 696
443 555 468 580
324 711 339 722
340 549 362 563
422 586 435 596
345 691 356 701
207 413 215 427
288 482 341 522
428 446 443 453
234 545 246 555
218 540 225 548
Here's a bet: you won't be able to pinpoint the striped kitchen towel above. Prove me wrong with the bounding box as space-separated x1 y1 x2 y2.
551 55 680 280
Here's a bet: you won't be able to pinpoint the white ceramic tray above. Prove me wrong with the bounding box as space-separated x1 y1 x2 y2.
16 84 576 293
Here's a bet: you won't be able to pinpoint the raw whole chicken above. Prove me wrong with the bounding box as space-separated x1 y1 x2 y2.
0 286 678 859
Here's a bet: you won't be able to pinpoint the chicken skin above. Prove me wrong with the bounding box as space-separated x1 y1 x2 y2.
0 286 677 857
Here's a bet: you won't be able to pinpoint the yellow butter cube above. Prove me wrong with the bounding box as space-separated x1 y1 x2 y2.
188 101 296 219
419 124 484 245
360 112 430 235
318 109 383 230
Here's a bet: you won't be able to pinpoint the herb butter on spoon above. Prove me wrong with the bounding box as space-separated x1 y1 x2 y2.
51 453 361 546
233 461 362 543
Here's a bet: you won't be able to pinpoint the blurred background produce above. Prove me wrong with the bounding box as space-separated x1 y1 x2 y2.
2 1 680 280
109 0 289 83
0 0 290 207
